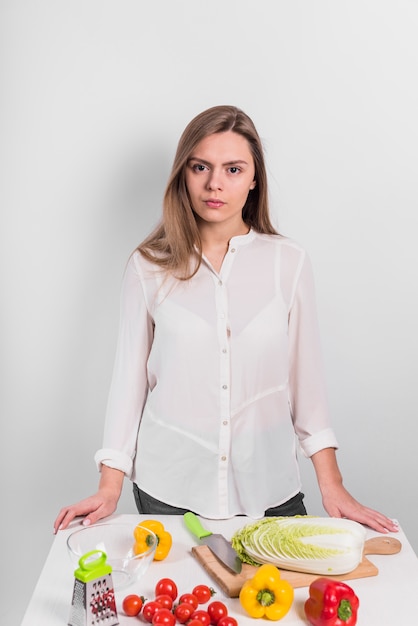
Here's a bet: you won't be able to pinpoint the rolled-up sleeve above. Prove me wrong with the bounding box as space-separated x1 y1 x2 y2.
94 252 154 477
287 252 339 457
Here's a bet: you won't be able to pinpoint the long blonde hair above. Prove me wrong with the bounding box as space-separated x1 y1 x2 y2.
138 105 278 279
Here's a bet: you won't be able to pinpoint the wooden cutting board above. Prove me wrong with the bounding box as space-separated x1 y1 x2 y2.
191 536 401 597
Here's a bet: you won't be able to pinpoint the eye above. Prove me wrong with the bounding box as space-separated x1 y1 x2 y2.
190 163 208 172
228 166 241 174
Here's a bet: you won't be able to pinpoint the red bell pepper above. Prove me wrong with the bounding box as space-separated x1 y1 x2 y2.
304 577 359 626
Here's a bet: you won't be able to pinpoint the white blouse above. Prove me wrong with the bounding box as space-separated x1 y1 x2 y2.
95 229 338 519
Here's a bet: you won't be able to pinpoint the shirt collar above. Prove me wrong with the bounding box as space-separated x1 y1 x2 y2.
229 228 256 247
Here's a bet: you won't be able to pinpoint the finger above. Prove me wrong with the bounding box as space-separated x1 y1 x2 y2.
367 515 399 533
82 501 117 528
54 502 92 532
81 512 102 528
349 508 398 533
53 514 63 534
54 509 81 532
53 509 72 533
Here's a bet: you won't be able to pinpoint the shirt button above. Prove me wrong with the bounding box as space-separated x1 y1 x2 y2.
222 348 227 354
230 248 236 253
223 420 228 426
218 280 223 286
222 384 228 390
221 455 227 461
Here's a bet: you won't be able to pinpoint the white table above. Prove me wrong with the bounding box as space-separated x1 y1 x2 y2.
22 514 418 625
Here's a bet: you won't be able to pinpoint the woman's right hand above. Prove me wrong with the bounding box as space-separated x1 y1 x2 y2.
53 493 118 533
53 465 124 533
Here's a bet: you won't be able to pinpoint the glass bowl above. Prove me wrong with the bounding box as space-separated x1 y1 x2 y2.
66 522 157 590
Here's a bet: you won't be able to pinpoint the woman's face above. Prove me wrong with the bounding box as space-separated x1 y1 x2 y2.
185 131 256 231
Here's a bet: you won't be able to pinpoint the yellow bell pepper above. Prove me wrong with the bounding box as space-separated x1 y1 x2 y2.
133 519 172 561
239 563 294 621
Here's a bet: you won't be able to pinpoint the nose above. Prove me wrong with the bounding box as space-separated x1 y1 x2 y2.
206 169 223 191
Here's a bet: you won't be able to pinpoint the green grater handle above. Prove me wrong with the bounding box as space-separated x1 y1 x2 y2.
74 550 112 582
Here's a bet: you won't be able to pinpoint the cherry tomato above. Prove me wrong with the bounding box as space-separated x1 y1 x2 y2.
152 608 176 626
122 594 144 616
155 578 178 601
143 600 163 623
174 603 194 624
155 594 173 610
207 601 228 625
217 617 238 626
191 610 211 626
178 593 199 610
188 620 205 626
192 585 216 604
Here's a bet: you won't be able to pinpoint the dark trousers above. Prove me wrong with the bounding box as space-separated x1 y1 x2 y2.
133 484 307 517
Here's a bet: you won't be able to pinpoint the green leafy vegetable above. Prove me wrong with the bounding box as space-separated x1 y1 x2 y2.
231 516 367 575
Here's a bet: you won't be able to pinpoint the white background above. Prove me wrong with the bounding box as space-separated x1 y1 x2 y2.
1 1 417 623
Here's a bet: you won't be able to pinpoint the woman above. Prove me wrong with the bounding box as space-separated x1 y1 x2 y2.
54 106 397 534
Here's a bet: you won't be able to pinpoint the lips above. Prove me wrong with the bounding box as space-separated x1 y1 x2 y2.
205 199 225 208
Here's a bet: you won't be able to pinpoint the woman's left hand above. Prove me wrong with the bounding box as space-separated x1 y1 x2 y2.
321 483 399 533
311 448 399 533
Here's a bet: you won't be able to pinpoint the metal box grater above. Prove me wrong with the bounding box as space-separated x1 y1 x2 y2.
68 550 119 626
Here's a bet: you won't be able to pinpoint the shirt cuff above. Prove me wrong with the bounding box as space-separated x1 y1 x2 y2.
94 448 133 477
298 428 339 458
